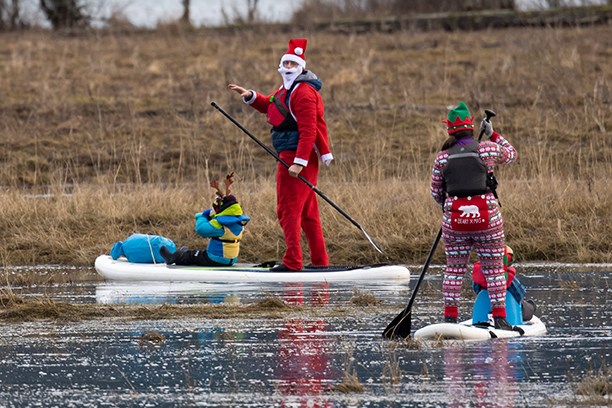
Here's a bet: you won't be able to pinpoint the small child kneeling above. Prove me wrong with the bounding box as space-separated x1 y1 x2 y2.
471 246 537 326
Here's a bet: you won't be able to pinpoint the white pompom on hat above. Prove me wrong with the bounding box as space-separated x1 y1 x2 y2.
280 38 307 68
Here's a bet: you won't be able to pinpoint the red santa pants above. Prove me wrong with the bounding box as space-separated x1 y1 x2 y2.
277 150 329 270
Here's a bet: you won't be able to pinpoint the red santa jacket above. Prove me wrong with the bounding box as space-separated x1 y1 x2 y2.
245 72 332 167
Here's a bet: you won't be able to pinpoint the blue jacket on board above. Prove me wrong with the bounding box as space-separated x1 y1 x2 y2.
195 203 250 265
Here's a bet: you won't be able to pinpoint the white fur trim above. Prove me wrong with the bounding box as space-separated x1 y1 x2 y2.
280 54 306 68
285 83 299 120
243 90 256 104
320 153 333 166
294 157 308 167
279 67 301 90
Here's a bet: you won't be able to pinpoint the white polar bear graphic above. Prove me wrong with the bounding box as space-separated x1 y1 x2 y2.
458 205 480 218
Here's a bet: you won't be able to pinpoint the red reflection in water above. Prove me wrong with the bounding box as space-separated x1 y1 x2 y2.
444 341 522 408
277 282 333 407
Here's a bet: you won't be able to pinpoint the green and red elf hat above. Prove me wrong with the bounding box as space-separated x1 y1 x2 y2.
442 101 474 134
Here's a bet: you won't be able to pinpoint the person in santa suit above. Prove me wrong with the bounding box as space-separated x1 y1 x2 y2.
227 38 332 272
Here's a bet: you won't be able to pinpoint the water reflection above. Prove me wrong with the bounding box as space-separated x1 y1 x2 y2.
95 281 266 305
442 342 524 407
0 267 609 407
277 282 334 407
94 280 410 307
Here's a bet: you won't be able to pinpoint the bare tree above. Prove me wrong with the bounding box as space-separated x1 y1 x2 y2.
181 0 191 25
0 0 23 30
246 0 259 23
221 0 260 25
39 0 89 29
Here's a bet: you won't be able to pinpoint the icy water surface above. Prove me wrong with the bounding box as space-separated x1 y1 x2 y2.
0 265 610 407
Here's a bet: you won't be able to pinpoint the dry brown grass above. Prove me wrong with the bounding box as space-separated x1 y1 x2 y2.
330 371 365 393
575 366 611 398
549 365 612 406
0 294 404 322
330 344 366 393
350 288 381 306
138 330 165 346
0 25 610 265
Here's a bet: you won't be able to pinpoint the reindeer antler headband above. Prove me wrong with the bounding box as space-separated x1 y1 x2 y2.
210 171 234 198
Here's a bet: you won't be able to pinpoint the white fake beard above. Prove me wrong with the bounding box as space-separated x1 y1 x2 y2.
278 66 302 89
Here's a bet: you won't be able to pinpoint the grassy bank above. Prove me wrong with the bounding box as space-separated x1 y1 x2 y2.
0 25 610 266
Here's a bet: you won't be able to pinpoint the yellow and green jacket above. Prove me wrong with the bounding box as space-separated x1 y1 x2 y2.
195 204 250 265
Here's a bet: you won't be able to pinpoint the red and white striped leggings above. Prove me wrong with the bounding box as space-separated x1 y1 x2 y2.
442 226 507 319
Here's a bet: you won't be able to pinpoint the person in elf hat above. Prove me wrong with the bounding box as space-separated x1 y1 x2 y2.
471 245 537 326
227 38 332 272
431 101 518 330
160 173 250 267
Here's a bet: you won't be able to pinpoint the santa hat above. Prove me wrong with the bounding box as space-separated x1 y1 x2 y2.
442 101 474 135
280 38 307 69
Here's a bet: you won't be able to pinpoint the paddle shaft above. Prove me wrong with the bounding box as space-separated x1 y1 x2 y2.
211 101 385 255
404 227 442 315
382 227 442 339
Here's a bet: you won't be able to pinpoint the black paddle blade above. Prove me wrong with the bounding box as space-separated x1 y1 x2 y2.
382 310 412 339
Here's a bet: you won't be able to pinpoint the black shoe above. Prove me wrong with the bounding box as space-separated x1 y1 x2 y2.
494 316 513 331
159 246 175 265
271 263 299 272
255 260 277 268
444 316 458 324
305 264 328 270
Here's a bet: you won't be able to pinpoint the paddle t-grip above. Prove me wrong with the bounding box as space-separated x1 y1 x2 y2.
479 109 497 141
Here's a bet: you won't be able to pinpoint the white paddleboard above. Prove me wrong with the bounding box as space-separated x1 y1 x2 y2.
94 255 410 283
413 316 546 340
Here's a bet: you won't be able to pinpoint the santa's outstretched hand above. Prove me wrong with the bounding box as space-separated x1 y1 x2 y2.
228 84 253 99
